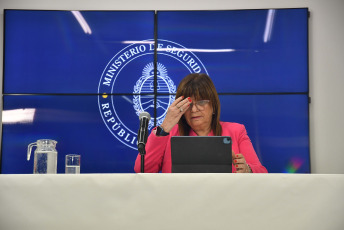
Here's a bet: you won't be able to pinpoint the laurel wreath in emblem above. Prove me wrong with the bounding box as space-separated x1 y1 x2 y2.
133 62 176 129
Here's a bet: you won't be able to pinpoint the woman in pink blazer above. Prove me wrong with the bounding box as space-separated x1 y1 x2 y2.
134 73 267 173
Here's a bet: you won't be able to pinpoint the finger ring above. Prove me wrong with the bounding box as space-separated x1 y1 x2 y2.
180 108 183 112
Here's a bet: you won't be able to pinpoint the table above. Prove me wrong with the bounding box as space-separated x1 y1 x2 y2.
1 174 343 230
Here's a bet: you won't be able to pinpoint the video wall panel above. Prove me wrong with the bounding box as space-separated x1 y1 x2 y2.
219 94 310 173
1 95 142 173
4 10 155 94
157 9 308 93
2 9 309 173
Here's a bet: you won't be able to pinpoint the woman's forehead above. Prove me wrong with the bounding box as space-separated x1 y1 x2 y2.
184 88 206 97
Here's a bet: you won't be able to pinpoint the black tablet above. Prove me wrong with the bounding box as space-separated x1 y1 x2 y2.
171 136 232 173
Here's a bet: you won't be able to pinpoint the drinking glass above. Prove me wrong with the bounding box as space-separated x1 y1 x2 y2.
65 154 80 174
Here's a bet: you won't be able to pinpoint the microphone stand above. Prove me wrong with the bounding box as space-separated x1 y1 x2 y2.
138 146 146 173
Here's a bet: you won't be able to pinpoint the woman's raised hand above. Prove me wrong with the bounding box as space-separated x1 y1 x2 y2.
160 96 192 133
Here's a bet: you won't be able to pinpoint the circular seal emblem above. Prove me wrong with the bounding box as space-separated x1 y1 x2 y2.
98 39 208 150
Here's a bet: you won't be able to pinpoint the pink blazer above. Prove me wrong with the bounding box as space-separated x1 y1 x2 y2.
134 122 268 173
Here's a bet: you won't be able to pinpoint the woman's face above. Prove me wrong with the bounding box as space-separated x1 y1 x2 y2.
183 97 213 134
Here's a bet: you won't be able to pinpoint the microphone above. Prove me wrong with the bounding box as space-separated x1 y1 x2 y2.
137 111 151 154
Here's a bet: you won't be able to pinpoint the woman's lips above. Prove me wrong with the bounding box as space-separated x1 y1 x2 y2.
191 116 201 119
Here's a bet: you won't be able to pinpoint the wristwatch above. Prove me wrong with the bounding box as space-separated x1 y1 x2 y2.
156 126 169 136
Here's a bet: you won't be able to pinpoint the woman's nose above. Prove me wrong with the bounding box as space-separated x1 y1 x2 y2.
190 103 199 112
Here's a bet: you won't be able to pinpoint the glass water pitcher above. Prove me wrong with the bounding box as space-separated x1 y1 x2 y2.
27 139 58 174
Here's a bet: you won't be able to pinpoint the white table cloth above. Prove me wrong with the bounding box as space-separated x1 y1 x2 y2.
1 174 343 230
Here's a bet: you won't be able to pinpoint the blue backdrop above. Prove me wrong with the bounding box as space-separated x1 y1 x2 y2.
2 9 309 173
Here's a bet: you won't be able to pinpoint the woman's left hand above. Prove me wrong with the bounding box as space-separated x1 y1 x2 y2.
232 152 252 173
